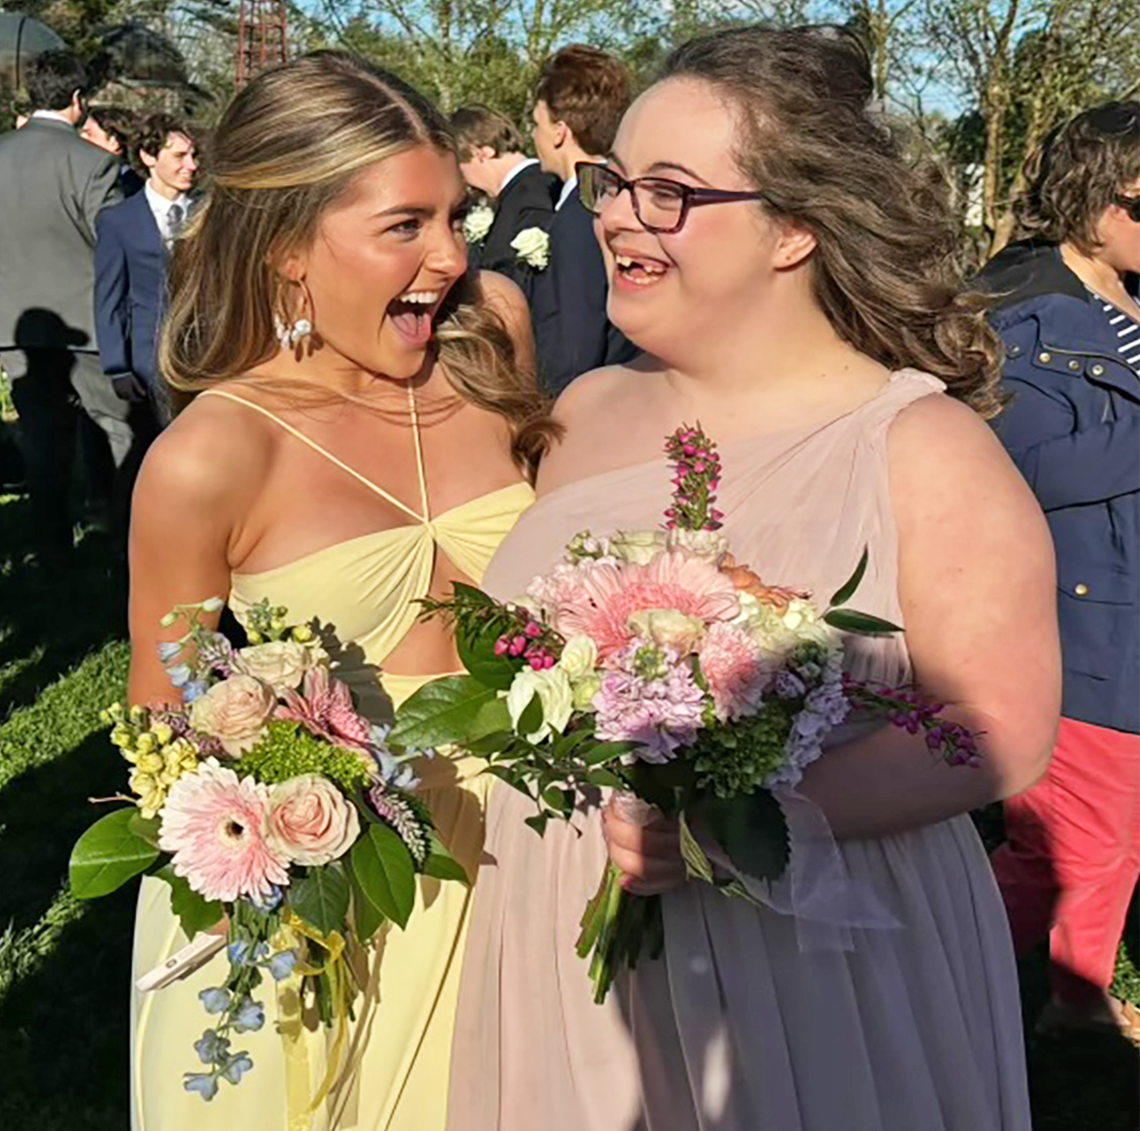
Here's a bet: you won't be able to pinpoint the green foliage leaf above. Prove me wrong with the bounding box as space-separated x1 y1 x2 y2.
129 812 161 848
541 787 574 817
390 675 499 748
469 696 512 741
155 864 224 939
346 859 388 943
524 812 551 836
69 808 161 899
702 790 790 883
678 812 714 884
581 740 639 766
450 581 496 607
289 863 351 937
517 692 544 737
350 823 417 930
421 834 470 885
587 768 627 790
823 609 903 636
829 547 869 609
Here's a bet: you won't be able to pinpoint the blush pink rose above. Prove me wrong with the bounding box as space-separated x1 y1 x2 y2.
265 775 360 866
189 674 276 756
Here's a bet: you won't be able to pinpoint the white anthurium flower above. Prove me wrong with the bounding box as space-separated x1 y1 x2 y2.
511 227 551 270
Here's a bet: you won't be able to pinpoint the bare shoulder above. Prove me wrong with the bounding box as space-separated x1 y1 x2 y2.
538 363 653 493
551 363 646 429
477 269 530 338
134 390 273 517
888 391 1017 488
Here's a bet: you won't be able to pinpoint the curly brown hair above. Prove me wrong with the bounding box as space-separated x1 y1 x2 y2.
661 26 1005 418
160 51 554 473
1018 100 1140 255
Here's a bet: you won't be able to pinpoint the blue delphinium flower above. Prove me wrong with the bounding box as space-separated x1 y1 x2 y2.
220 1053 254 1086
182 680 208 704
194 1029 231 1066
246 885 284 914
198 987 230 1014
157 641 182 663
266 949 297 982
183 1072 220 1101
231 998 265 1033
227 940 252 967
167 663 192 687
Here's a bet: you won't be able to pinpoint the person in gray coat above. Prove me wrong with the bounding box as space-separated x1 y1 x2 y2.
0 50 139 563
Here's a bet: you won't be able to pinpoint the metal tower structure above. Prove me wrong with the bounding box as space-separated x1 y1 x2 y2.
234 0 288 90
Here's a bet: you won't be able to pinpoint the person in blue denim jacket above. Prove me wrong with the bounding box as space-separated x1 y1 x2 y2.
983 100 1140 1042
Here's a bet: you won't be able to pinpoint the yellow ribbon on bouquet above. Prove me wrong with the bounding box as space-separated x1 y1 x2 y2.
278 911 358 1130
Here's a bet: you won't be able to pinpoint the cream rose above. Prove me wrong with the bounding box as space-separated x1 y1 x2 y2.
189 674 276 756
506 667 573 742
265 774 359 866
609 530 666 565
557 634 598 680
667 528 730 562
463 204 495 243
627 608 706 653
511 227 551 270
232 640 326 694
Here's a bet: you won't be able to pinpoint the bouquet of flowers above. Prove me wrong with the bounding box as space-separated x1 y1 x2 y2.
391 425 980 1003
68 599 464 1100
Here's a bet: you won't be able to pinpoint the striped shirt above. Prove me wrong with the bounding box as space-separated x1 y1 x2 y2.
1087 288 1140 372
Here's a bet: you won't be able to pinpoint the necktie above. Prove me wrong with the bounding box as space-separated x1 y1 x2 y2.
167 203 184 240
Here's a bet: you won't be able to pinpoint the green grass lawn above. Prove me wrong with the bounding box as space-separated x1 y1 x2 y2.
0 491 1136 1129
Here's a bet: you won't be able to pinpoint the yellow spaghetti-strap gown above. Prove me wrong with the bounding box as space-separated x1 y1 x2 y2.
130 388 534 1131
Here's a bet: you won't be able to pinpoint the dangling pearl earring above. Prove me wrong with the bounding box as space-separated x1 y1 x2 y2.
275 284 314 350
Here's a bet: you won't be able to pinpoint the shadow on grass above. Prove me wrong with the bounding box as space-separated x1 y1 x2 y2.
0 494 127 719
0 884 132 1131
0 729 128 934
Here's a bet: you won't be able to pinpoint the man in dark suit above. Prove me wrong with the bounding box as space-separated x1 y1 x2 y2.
81 106 145 197
0 50 129 563
95 114 198 407
527 45 639 397
451 105 557 303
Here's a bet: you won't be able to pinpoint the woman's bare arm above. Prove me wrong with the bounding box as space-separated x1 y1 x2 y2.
126 402 267 705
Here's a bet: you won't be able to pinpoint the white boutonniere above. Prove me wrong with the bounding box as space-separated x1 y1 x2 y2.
463 205 495 244
511 227 551 270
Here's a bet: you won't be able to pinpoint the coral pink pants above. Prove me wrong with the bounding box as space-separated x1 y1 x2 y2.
992 717 1140 1004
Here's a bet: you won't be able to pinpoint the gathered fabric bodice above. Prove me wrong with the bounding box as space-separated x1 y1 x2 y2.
203 389 534 724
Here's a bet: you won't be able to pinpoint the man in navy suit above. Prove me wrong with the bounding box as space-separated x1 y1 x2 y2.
451 105 557 303
94 114 198 410
528 46 639 397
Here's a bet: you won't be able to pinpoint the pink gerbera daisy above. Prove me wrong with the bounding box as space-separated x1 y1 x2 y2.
158 759 290 903
548 550 740 659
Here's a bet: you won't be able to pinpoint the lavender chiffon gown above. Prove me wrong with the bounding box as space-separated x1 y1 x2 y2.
447 371 1032 1131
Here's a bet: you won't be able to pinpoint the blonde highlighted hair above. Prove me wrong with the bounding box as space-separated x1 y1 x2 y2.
160 50 552 469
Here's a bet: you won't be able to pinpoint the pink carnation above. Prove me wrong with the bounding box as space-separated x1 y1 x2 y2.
158 759 290 903
545 550 739 660
699 622 772 723
277 667 373 756
594 643 706 762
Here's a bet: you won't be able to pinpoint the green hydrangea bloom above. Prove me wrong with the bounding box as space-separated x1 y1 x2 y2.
689 700 796 799
240 720 373 791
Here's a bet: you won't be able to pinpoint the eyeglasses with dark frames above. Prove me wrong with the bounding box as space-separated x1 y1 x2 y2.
577 162 771 235
1112 195 1140 222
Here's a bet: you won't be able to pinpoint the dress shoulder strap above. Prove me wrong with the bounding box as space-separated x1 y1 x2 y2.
199 388 426 524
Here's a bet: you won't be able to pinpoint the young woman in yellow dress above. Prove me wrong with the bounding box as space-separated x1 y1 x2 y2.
125 51 547 1131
